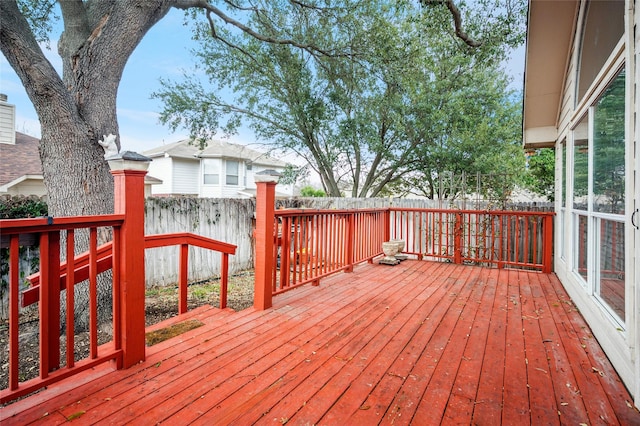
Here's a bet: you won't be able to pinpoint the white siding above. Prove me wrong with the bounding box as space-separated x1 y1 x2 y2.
245 168 256 190
200 184 223 198
148 157 173 195
221 186 241 198
172 158 199 195
558 45 576 134
0 100 15 145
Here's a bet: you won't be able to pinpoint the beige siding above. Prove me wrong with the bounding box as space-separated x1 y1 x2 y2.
558 50 576 134
7 179 46 196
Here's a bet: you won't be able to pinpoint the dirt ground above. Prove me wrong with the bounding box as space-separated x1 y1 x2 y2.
0 270 255 402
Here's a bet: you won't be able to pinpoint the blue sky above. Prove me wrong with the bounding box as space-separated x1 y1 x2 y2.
0 8 525 155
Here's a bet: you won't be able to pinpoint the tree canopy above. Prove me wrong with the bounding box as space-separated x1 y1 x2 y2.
156 0 527 197
1 0 527 209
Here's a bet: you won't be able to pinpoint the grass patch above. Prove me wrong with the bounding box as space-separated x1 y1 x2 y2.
145 319 204 346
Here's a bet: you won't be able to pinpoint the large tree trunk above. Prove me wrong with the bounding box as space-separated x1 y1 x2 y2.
0 0 172 330
1 0 172 215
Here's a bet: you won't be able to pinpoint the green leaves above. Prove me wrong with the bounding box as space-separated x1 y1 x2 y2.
156 0 527 198
524 148 556 202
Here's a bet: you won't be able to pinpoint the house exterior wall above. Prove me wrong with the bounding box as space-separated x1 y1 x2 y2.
148 157 173 195
540 0 639 404
172 158 199 195
0 96 16 145
2 178 47 196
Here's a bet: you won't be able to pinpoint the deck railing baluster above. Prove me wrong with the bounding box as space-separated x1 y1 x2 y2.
65 229 75 368
9 235 19 391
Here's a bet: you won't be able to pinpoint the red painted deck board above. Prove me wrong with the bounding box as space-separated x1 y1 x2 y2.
3 261 639 425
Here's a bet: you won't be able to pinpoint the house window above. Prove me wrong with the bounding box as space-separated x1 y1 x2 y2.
593 69 625 215
576 0 624 103
226 160 239 185
203 159 220 185
570 68 626 325
559 139 567 262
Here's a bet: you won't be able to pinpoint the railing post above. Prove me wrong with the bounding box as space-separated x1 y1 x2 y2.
254 170 280 310
39 229 60 376
454 212 463 264
542 213 554 273
179 243 189 314
384 209 391 242
220 253 229 309
108 151 151 369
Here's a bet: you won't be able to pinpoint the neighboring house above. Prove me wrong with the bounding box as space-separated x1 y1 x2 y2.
524 0 639 404
0 131 45 196
143 138 292 198
0 94 160 197
0 95 46 197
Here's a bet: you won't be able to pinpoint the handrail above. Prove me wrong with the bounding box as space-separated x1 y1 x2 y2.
272 209 387 294
274 207 388 217
21 233 236 310
144 232 236 253
2 222 236 404
0 214 126 233
265 207 555 300
143 233 236 311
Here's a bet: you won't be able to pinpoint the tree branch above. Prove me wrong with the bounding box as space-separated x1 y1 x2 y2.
0 0 74 125
58 0 91 55
172 0 344 56
421 0 482 48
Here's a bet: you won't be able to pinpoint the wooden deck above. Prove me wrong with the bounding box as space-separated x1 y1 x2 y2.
3 260 639 425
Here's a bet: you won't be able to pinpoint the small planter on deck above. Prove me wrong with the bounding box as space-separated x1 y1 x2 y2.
390 239 408 261
380 241 400 265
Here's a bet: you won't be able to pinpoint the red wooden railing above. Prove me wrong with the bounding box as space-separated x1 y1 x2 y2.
253 182 555 310
144 233 236 310
273 208 387 294
388 208 554 273
23 233 236 312
0 158 236 404
0 215 125 403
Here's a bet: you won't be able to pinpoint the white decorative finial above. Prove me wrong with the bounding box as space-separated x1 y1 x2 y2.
98 134 119 159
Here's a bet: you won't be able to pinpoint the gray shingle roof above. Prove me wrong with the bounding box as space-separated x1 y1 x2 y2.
143 138 287 168
0 132 42 186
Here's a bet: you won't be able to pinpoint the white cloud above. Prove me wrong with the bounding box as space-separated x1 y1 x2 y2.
118 108 160 123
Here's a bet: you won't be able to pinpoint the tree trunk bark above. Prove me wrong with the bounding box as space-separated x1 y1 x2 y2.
1 0 173 330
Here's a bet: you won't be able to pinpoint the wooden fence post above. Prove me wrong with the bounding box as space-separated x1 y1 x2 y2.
384 209 391 242
254 170 279 310
108 151 151 369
